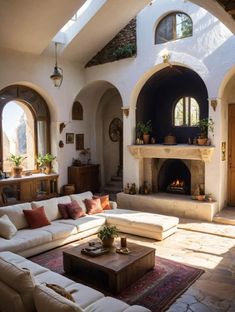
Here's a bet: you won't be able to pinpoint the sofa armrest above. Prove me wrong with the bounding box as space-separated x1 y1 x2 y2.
109 201 117 210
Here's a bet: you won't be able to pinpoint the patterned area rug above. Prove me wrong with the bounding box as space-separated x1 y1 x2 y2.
30 243 204 312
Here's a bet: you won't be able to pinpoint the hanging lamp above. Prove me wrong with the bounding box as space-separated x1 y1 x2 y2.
50 42 63 88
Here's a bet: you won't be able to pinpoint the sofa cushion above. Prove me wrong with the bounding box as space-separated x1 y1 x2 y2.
57 215 105 233
32 196 71 221
23 206 51 229
70 192 93 213
100 209 179 233
84 296 129 312
0 214 17 239
0 252 35 312
124 306 151 312
40 222 77 240
84 198 103 215
0 202 32 229
34 284 83 312
93 195 111 210
0 228 52 253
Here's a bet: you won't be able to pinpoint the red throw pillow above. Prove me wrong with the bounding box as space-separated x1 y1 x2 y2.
84 198 103 215
66 200 85 220
23 206 51 229
93 195 111 210
58 203 70 219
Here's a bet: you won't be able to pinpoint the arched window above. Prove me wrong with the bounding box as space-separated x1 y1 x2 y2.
0 85 50 172
155 12 192 44
174 97 199 127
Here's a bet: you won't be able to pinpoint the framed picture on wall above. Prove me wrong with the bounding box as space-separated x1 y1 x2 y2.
76 134 84 150
66 133 74 144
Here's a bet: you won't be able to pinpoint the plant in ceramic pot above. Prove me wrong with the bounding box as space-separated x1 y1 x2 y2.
36 153 56 174
197 117 214 145
98 225 118 247
136 120 152 144
7 154 27 178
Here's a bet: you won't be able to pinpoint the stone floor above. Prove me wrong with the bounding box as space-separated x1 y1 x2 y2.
121 218 235 312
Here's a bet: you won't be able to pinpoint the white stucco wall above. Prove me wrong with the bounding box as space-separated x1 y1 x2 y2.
84 0 235 210
0 47 85 188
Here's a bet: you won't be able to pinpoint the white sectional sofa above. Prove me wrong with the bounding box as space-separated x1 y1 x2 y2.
0 191 179 258
0 251 150 312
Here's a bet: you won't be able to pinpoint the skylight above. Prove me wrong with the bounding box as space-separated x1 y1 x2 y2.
60 0 92 33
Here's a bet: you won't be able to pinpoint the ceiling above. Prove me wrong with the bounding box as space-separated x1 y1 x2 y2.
0 0 234 65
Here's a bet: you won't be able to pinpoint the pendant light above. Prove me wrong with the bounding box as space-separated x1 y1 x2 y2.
50 42 63 88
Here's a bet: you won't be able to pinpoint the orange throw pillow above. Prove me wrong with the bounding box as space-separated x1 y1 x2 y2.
93 195 111 210
23 206 51 229
84 198 103 215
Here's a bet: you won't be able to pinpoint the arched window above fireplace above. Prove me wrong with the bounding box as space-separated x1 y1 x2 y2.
173 96 199 127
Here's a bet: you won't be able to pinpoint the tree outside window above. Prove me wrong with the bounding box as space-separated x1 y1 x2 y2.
174 97 199 127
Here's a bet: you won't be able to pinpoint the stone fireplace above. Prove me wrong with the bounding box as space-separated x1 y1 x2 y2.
117 144 218 221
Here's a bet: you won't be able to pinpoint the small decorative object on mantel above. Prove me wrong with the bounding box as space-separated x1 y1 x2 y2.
124 183 130 194
164 134 176 145
136 120 152 144
197 117 214 145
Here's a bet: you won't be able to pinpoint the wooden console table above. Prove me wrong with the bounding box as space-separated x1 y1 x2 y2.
0 173 58 206
68 165 100 193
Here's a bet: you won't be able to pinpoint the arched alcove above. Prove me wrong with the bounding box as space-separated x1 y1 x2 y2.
72 101 83 120
136 66 209 143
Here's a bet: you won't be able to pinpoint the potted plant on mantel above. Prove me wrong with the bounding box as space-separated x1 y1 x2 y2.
7 154 27 178
98 225 118 247
197 117 214 145
36 153 56 174
136 120 152 144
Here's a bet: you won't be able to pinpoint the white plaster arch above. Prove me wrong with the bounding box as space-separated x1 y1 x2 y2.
6 81 57 122
128 61 208 111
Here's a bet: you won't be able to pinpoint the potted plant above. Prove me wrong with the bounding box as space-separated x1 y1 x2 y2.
7 154 27 178
36 153 56 174
136 120 152 144
98 225 118 247
197 117 214 145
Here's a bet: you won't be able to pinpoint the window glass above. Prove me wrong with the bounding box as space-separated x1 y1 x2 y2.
155 12 192 44
3 101 35 171
174 97 199 127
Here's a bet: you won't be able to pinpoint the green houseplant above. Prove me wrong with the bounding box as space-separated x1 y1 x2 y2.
7 154 27 178
98 225 118 247
136 120 152 144
37 153 56 174
197 117 214 145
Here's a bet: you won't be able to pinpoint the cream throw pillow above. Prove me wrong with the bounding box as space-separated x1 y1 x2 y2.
0 214 17 239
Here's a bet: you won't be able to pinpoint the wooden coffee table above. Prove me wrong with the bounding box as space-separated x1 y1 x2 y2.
63 241 155 294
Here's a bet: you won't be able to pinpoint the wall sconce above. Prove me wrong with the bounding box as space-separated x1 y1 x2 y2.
50 42 63 88
210 99 218 112
159 49 171 64
59 121 71 134
121 107 129 117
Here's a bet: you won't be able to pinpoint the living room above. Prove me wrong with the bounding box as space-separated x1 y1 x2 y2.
0 0 235 311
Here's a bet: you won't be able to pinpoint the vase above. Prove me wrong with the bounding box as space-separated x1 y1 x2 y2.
143 134 150 144
102 237 114 248
44 162 52 174
197 138 207 145
12 167 23 178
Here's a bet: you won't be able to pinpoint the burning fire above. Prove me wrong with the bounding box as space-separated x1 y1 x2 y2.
170 179 185 187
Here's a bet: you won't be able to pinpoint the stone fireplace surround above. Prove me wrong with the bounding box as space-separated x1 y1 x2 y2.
117 144 219 221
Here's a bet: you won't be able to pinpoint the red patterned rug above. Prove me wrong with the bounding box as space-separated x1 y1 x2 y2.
30 243 204 312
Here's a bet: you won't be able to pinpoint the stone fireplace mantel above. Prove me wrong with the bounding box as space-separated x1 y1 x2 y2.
128 144 215 162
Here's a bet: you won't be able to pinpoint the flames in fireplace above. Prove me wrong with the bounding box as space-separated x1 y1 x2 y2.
167 179 186 194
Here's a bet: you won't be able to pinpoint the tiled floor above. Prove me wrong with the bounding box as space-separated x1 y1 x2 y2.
123 218 235 312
